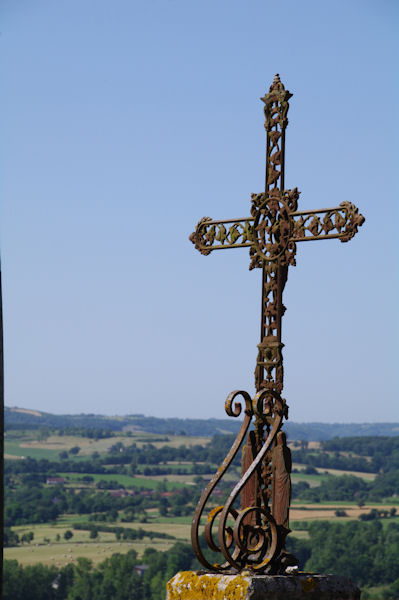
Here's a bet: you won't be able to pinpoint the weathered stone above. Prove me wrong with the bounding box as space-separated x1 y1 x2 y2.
166 571 361 600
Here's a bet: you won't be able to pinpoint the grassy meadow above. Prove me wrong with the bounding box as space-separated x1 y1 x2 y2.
58 471 192 491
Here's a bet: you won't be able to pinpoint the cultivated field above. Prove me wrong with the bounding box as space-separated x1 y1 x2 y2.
4 431 211 460
4 540 174 568
294 463 376 481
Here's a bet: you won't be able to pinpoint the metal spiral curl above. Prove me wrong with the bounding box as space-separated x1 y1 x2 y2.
190 390 253 572
191 388 286 573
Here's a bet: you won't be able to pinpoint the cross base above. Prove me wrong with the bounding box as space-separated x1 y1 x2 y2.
166 571 361 600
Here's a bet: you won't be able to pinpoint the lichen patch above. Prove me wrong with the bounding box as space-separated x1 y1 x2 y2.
167 571 250 600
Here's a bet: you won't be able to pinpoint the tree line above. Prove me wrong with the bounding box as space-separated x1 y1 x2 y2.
6 407 399 439
9 433 397 474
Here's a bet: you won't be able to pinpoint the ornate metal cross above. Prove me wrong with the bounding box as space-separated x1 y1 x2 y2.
189 75 364 574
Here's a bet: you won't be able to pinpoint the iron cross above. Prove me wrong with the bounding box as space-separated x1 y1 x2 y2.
189 75 364 574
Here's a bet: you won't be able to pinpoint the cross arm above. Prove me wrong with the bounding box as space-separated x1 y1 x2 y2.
189 216 254 255
291 201 365 243
189 201 365 258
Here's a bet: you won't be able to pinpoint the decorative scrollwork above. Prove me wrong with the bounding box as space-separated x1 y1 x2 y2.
217 392 286 573
292 202 365 243
339 202 366 242
252 195 292 262
190 390 253 572
256 337 284 387
249 189 297 270
189 217 254 255
250 189 299 267
191 386 292 574
261 74 293 192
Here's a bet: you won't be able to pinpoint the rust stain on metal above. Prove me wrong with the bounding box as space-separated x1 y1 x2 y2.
189 74 364 574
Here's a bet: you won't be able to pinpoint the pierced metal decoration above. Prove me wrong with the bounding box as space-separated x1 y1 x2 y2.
189 74 364 574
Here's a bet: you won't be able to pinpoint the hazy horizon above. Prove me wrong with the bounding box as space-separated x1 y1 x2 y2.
6 404 399 426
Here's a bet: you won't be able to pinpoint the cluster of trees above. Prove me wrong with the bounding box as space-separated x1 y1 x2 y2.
56 427 116 439
5 448 217 478
4 529 79 547
72 522 175 542
359 508 397 521
299 520 399 591
292 473 369 502
291 471 399 503
297 436 399 474
4 484 198 527
3 544 193 600
5 466 203 528
102 435 237 467
4 529 34 547
5 481 66 526
284 521 399 598
321 436 399 457
292 448 373 472
4 480 148 527
4 521 399 599
58 446 80 460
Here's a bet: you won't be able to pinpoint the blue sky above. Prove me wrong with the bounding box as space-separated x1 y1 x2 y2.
1 0 398 421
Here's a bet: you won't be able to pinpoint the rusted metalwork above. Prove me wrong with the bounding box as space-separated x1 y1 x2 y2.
189 74 364 574
189 200 364 255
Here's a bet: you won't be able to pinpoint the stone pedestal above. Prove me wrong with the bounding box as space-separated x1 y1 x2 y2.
166 571 361 600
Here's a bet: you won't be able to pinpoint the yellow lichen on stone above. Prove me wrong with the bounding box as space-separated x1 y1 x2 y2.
166 571 221 600
166 572 250 600
301 576 317 592
224 574 249 599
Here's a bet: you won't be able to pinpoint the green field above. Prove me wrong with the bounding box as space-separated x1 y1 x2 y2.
291 471 329 487
5 433 128 460
295 463 377 482
58 472 192 490
5 440 62 460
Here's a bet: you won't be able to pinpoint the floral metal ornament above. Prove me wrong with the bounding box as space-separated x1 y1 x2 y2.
189 74 364 574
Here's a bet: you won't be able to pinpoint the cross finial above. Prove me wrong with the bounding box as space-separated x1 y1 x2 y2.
269 73 285 92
